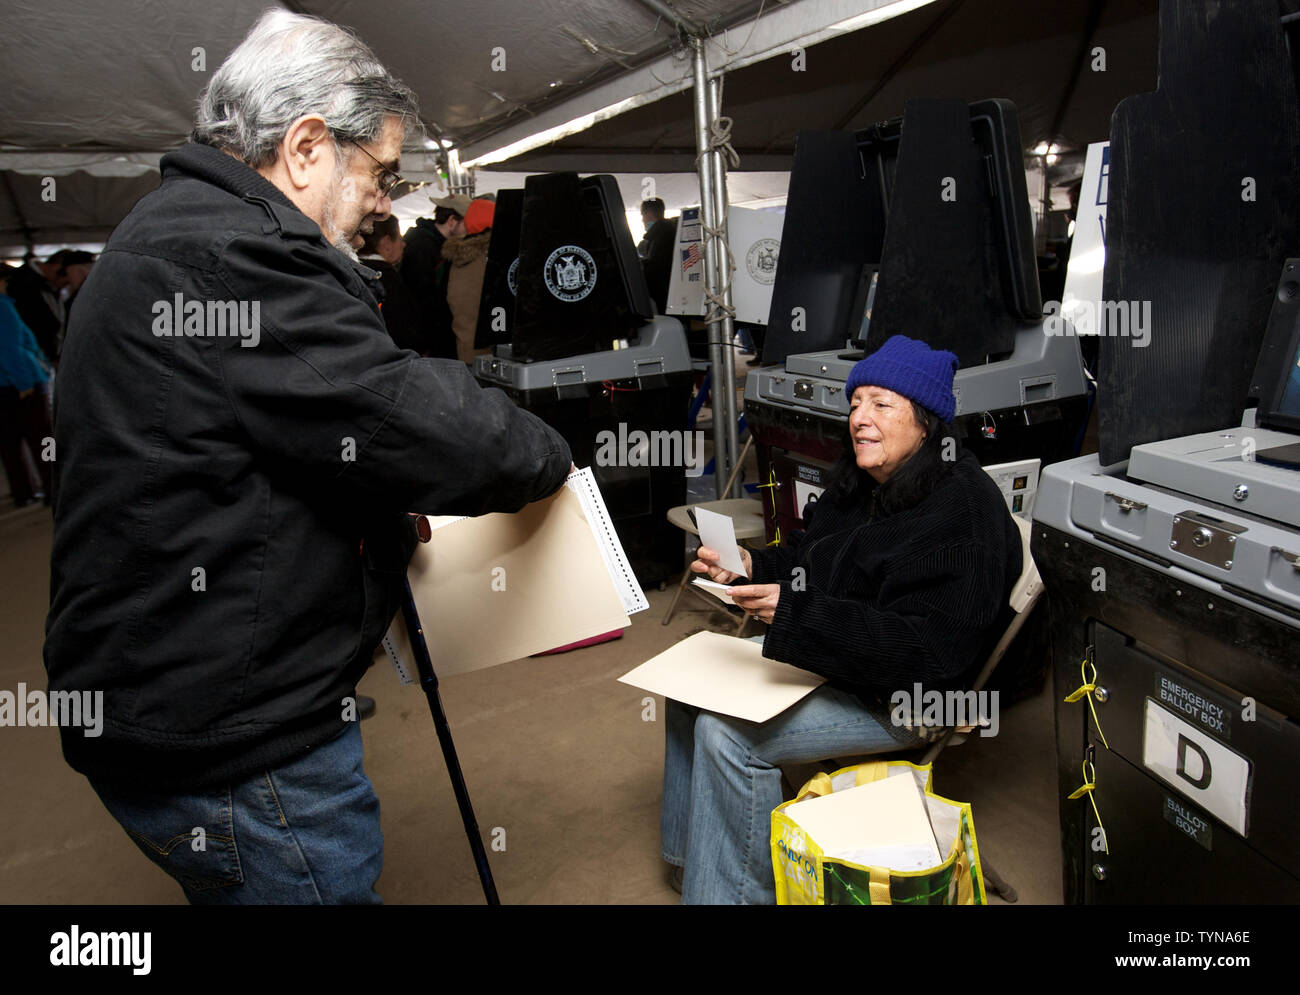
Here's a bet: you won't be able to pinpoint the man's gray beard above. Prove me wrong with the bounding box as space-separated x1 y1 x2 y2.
332 233 360 262
322 158 363 262
322 197 361 261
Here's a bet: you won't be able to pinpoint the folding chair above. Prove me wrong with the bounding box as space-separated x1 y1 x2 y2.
661 436 764 634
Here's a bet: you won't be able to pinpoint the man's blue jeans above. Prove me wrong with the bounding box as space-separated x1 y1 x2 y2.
661 685 921 905
89 722 382 904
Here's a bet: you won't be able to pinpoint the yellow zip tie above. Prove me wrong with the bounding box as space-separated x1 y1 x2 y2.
1066 758 1109 853
760 468 782 546
1063 652 1109 750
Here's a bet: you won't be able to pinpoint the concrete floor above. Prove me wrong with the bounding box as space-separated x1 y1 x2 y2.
0 483 1063 905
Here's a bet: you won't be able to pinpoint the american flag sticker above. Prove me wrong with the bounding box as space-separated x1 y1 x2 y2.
681 242 703 273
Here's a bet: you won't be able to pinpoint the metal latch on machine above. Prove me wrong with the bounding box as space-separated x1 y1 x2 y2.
1169 511 1246 570
553 366 586 387
1104 492 1148 513
1273 547 1300 572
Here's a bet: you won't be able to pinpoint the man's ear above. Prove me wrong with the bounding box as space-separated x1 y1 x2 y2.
279 115 333 193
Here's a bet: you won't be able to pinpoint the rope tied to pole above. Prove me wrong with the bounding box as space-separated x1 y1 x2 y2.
700 215 737 328
695 112 740 330
707 115 741 169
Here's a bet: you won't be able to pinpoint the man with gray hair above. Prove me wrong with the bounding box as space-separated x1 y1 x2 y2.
44 10 571 904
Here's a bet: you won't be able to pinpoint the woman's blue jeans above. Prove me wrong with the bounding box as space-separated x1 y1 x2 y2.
661 685 920 904
89 721 382 904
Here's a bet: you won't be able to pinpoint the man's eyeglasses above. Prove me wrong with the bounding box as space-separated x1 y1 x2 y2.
342 138 404 198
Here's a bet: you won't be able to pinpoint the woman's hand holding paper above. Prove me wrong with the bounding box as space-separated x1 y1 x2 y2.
692 545 751 585
726 584 781 624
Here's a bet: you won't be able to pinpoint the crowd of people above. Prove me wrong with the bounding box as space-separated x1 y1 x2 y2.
0 249 93 507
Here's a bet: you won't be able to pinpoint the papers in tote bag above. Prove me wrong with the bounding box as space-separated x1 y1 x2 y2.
380 468 644 679
781 772 943 872
618 630 825 723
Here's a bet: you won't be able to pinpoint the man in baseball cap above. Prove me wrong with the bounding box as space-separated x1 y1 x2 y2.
398 192 471 359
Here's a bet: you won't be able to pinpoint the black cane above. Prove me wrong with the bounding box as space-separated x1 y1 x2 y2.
399 578 501 905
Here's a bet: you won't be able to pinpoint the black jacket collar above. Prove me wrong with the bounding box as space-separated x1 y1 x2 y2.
163 142 295 206
162 142 321 239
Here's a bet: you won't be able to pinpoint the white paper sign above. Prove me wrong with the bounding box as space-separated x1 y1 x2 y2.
1142 699 1251 836
1059 141 1109 334
666 205 784 324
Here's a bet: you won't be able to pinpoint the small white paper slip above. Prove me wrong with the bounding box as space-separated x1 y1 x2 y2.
692 506 749 577
692 577 737 606
782 771 943 872
618 630 824 723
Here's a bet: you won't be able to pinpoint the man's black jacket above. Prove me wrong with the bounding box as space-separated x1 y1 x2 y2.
44 142 571 789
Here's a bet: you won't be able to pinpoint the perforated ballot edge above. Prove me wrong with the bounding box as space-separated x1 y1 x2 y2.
566 466 650 615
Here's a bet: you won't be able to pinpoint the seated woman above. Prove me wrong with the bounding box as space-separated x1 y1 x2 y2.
660 334 1022 904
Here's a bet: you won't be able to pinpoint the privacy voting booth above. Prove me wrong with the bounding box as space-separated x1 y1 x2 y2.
474 172 693 587
745 98 1089 544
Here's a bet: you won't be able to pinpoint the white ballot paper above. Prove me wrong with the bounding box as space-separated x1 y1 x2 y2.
692 507 749 576
692 577 737 606
781 771 942 872
618 631 825 723
380 468 641 679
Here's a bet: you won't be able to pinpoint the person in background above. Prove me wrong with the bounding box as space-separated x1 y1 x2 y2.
442 196 494 364
54 250 95 328
360 215 428 354
400 194 467 360
5 251 66 366
638 197 677 315
0 266 54 507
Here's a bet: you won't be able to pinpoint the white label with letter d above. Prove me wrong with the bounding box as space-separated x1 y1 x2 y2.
1142 699 1250 836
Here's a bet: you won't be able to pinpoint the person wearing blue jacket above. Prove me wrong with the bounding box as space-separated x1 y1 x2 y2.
0 267 54 506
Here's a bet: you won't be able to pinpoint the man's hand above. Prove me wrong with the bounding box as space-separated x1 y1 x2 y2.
691 545 752 585
727 584 780 624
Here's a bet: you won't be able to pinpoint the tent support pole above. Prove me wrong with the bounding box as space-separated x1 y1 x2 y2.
707 74 741 498
690 37 733 499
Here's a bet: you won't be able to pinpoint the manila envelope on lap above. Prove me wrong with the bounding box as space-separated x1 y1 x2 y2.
618 630 825 723
384 487 629 676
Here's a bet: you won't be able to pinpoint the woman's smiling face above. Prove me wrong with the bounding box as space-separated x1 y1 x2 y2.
848 385 928 483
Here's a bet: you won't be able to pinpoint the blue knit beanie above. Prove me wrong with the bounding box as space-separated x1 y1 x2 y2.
845 335 959 422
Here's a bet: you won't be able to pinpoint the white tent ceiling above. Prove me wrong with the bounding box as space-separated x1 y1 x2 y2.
1 0 1175 252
